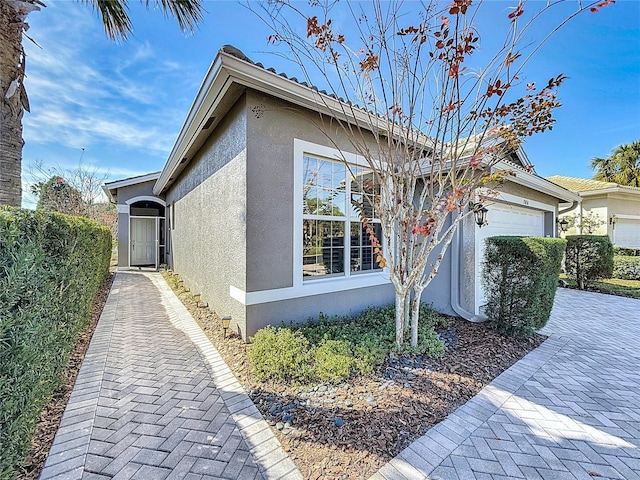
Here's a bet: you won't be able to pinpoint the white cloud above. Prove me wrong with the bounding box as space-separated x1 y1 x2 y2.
21 0 199 158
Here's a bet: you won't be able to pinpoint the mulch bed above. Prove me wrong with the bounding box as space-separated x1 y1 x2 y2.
21 272 544 480
17 273 115 480
176 283 545 480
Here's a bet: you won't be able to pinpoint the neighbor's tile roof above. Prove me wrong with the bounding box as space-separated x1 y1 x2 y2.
546 175 640 193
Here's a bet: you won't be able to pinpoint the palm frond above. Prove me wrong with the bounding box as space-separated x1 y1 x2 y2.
87 0 133 41
85 0 204 42
152 0 204 34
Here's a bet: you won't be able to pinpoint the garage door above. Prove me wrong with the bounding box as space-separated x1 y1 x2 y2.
613 218 640 248
475 204 545 314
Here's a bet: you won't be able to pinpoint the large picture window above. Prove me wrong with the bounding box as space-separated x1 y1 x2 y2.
302 154 383 279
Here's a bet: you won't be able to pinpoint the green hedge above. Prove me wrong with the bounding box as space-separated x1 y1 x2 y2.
613 247 640 256
613 255 640 280
482 236 566 337
0 207 111 478
565 235 614 289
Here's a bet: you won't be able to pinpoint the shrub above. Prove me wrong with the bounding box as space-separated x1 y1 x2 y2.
614 247 640 256
0 207 111 479
314 339 355 382
482 236 566 337
565 235 614 289
248 303 447 384
613 255 640 280
247 326 312 382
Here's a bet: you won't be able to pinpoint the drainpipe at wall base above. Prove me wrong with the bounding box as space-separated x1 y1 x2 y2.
450 223 487 323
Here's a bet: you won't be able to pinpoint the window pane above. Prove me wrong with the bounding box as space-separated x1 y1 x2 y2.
303 219 345 277
303 156 346 217
350 222 383 272
351 167 379 219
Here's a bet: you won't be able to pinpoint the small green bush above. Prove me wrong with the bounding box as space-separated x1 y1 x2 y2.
248 303 447 384
314 339 354 382
613 255 640 280
565 235 614 289
0 207 111 478
482 236 566 337
247 326 312 382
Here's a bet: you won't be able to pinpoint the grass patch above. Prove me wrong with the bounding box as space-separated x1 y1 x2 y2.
560 275 640 299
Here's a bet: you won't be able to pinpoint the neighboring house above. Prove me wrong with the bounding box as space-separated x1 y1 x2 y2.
104 45 579 340
547 176 640 248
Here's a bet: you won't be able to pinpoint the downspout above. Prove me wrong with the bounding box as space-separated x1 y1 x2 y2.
558 199 580 235
558 200 579 216
450 219 486 322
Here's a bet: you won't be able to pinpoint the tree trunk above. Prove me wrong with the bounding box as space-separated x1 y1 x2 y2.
410 286 423 348
0 0 38 207
394 290 407 350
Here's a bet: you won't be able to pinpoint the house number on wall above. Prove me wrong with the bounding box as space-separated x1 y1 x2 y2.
523 199 529 205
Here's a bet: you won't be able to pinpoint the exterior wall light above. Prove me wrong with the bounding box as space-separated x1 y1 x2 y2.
557 217 569 233
221 316 232 337
470 202 488 228
193 293 201 306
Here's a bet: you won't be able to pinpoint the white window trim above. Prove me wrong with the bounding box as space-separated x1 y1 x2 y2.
294 139 390 287
229 139 391 307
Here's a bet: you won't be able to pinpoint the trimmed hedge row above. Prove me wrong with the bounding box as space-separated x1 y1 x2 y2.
482 236 566 337
0 207 111 478
613 255 640 281
565 235 614 289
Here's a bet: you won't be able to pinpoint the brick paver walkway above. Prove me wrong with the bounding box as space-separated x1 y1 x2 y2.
40 271 301 480
373 288 640 480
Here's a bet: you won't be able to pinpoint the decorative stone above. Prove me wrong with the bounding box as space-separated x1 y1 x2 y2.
334 417 344 427
276 422 284 430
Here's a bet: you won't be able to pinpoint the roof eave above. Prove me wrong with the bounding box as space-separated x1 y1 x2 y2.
154 49 433 196
495 160 581 203
577 187 640 197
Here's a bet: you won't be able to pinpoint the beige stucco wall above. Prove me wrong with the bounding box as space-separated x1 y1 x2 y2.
558 192 640 237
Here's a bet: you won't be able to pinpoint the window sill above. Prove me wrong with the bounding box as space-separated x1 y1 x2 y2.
230 271 391 306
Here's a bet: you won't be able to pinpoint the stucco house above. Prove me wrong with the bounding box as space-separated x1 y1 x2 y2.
104 46 579 340
547 176 640 248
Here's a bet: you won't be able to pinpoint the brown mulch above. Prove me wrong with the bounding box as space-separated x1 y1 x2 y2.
21 271 544 480
17 273 115 480
169 275 545 480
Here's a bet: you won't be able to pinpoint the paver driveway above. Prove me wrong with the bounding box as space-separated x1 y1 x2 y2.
373 288 640 480
39 271 301 480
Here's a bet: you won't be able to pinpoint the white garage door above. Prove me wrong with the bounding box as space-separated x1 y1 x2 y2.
613 218 640 248
475 204 545 314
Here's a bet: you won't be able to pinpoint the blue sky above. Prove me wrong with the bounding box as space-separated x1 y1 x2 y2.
21 0 639 207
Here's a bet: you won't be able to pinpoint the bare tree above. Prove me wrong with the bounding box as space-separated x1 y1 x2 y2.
28 160 116 237
252 0 614 349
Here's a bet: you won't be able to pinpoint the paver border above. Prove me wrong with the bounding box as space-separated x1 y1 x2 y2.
148 273 303 480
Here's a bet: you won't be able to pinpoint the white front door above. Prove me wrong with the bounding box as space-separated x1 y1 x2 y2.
131 217 156 266
475 203 545 314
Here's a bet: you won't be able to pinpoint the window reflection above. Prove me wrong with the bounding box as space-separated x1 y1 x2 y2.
302 155 382 280
302 219 345 277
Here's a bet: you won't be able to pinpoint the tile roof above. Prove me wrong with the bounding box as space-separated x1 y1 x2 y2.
546 175 640 193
